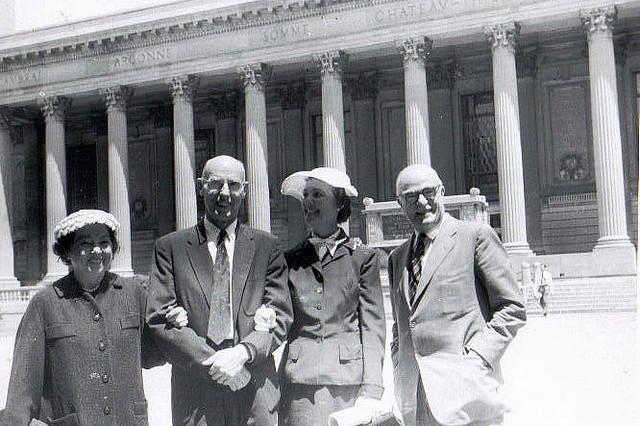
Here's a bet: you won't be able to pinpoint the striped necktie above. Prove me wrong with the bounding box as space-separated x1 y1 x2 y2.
408 233 426 305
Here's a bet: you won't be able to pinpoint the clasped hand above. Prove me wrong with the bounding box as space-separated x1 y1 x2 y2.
202 345 251 391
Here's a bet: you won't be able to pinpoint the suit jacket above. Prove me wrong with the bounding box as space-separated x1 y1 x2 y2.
388 214 526 426
146 221 292 425
281 236 386 399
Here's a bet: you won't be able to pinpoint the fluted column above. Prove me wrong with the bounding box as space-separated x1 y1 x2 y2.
40 96 70 281
485 23 532 255
581 6 634 253
169 75 199 230
397 37 432 166
0 110 19 288
239 63 271 232
102 86 134 276
314 51 348 172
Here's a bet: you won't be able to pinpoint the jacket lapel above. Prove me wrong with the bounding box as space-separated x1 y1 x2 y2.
185 222 214 307
394 239 411 305
232 224 255 323
412 215 457 310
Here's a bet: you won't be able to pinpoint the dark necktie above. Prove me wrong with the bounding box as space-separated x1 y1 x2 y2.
207 229 231 345
408 233 426 305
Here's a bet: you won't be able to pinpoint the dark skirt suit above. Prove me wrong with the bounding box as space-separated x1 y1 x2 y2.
279 236 386 426
0 273 163 426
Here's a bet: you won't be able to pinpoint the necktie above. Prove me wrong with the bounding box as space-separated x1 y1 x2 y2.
207 229 231 345
408 233 426 305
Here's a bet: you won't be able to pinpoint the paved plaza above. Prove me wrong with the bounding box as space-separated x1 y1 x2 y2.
1 311 637 425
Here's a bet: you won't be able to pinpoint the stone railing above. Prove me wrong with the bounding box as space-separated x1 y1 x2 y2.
362 188 489 250
0 286 44 315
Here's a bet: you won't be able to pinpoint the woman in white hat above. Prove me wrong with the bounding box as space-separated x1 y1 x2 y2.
278 168 387 425
0 209 186 426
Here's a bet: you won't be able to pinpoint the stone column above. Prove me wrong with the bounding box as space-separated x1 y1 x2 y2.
169 75 199 230
40 96 70 281
0 109 19 288
397 37 432 166
238 63 271 232
485 23 532 255
102 86 134 276
313 50 348 172
581 6 634 255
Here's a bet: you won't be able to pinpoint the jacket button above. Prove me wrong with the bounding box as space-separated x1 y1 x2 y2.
103 406 111 415
93 313 101 321
409 320 416 329
98 341 106 351
102 373 109 383
316 287 323 294
315 303 322 310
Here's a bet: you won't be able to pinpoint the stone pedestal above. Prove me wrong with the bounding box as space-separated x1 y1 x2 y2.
397 37 432 166
102 86 134 276
0 110 20 288
239 63 271 232
169 75 199 230
485 23 532 256
40 96 70 282
581 7 635 262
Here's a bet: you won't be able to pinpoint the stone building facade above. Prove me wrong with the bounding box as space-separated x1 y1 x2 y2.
0 0 638 286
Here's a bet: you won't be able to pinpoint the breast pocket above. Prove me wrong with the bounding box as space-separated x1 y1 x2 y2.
45 323 76 340
120 314 141 330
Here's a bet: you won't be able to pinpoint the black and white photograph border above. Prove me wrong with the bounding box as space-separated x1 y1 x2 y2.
0 0 638 425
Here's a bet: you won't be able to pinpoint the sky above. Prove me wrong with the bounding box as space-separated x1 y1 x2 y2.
12 0 178 32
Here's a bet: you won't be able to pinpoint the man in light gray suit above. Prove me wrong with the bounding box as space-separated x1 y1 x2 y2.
388 164 526 426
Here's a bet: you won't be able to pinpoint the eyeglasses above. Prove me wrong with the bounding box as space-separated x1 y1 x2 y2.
200 177 246 194
398 186 441 204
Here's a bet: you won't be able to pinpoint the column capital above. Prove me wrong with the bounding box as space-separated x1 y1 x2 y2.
396 37 432 66
313 50 348 76
581 6 616 35
238 63 272 90
168 75 199 102
38 95 71 122
485 22 520 53
100 86 133 113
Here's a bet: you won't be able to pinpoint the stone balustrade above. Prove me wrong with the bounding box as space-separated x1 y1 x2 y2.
362 188 489 250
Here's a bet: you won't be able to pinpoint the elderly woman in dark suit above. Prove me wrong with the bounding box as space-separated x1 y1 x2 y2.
278 168 386 425
0 209 186 426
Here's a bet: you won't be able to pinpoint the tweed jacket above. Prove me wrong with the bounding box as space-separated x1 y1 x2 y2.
280 235 386 399
388 214 526 426
0 273 162 426
145 221 292 425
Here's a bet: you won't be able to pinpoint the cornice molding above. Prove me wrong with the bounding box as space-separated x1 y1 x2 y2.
0 0 392 72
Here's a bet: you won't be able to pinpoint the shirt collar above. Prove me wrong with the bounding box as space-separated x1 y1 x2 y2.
204 219 237 243
413 218 443 247
309 228 347 257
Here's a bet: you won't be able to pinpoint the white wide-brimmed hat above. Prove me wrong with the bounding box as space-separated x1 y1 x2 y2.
54 209 120 241
281 167 358 202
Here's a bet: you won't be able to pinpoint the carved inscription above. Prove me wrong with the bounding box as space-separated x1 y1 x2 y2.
373 0 514 23
0 70 39 87
88 47 171 71
262 23 311 44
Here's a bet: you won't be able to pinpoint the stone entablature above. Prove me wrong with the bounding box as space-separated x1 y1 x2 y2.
2 0 638 104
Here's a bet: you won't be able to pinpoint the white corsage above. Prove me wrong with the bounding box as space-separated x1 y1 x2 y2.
254 304 277 332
